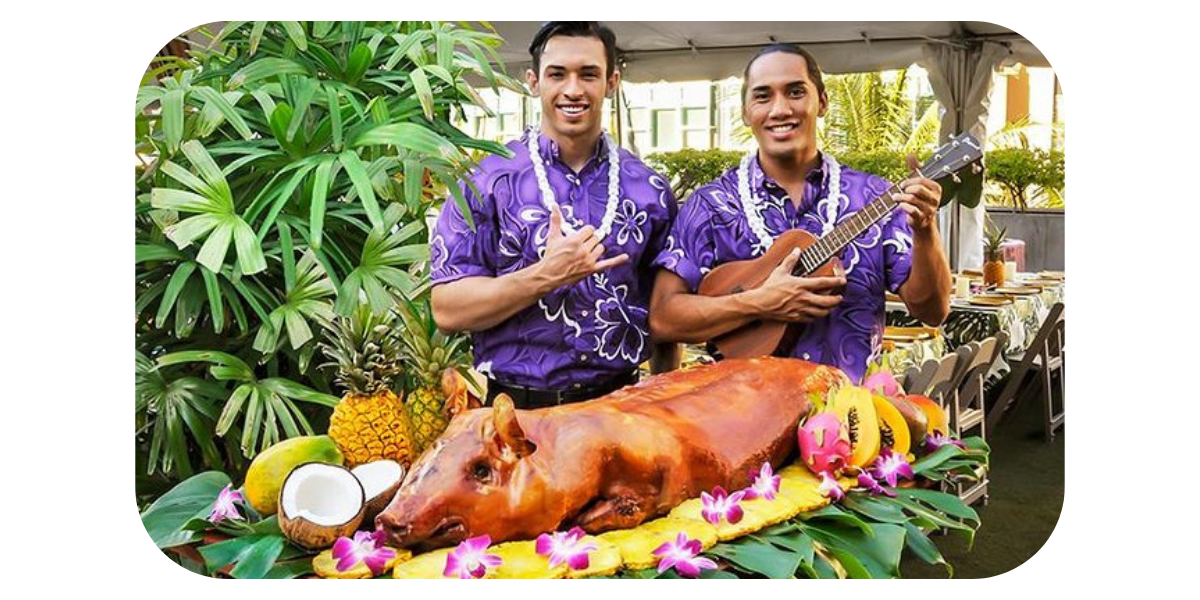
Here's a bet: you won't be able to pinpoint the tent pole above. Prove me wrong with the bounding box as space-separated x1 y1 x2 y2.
614 83 624 149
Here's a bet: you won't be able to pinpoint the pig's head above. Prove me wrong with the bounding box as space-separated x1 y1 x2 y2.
376 394 559 551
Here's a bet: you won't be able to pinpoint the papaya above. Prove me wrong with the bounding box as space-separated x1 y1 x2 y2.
884 394 929 446
244 435 344 515
824 386 881 469
906 394 949 436
871 394 911 457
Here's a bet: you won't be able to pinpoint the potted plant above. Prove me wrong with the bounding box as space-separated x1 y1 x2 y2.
983 220 1008 287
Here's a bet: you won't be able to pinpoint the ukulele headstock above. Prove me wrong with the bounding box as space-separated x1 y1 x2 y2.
920 133 984 183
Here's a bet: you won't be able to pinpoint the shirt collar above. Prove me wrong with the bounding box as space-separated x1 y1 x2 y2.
752 151 829 195
531 130 611 169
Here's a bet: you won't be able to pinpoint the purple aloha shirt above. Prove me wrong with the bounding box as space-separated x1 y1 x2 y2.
652 153 914 383
430 132 677 390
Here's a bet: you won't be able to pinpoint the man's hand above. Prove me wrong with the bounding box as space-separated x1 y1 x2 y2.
894 154 943 234
751 249 845 323
535 204 630 290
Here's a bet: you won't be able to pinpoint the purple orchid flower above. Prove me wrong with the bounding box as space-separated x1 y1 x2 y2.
924 431 968 453
653 532 718 578
818 471 845 502
857 471 897 497
535 527 598 571
870 448 916 487
743 462 781 501
332 530 398 576
700 486 746 525
207 484 244 524
443 534 503 579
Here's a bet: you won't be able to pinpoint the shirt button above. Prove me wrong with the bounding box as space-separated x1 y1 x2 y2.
581 310 589 317
579 354 589 362
573 383 583 389
802 353 811 360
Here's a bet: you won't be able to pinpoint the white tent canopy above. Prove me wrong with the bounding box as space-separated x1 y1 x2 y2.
486 21 1051 269
487 21 1045 82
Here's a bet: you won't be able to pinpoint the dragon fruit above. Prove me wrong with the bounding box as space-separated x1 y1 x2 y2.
797 412 852 476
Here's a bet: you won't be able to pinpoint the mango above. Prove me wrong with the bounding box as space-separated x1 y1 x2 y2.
244 435 344 515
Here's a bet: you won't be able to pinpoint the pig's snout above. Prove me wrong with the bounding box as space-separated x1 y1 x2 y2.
376 512 411 547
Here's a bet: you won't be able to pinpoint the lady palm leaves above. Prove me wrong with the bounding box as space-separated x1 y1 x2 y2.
336 204 428 315
155 350 339 457
137 21 513 469
153 141 266 275
254 250 337 352
136 352 227 478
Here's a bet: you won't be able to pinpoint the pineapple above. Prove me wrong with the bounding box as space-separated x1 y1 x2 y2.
983 221 1008 287
395 296 473 454
319 304 415 469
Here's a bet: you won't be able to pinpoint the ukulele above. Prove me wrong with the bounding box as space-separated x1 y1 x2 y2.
698 134 984 359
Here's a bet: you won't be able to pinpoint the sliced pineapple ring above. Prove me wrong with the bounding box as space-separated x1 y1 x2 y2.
598 517 719 570
565 536 623 579
489 540 567 579
313 547 410 579
392 548 460 579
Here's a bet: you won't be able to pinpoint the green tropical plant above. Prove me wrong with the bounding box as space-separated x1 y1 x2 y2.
985 148 1065 210
645 148 742 199
136 351 234 479
136 21 520 487
838 150 934 185
820 70 941 156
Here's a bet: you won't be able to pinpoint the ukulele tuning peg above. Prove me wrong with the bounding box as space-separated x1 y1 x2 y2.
951 173 962 183
971 163 983 174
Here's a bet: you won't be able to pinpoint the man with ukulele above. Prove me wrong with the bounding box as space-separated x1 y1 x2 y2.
649 44 951 383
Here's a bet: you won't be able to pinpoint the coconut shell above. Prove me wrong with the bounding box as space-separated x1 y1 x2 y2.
278 463 366 550
351 460 405 526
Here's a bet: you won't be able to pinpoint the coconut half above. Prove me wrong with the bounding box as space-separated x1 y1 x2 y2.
278 462 365 550
351 459 405 525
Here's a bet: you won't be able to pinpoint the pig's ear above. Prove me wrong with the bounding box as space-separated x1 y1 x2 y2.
491 394 534 459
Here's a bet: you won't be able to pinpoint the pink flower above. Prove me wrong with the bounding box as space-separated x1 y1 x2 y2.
798 413 851 476
535 527 597 571
443 535 502 579
332 530 397 576
863 370 904 398
870 448 916 487
653 532 718 578
743 462 781 501
207 484 243 524
700 486 745 525
818 471 845 502
856 471 896 497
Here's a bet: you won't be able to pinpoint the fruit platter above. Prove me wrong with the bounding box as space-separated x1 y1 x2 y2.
142 347 987 579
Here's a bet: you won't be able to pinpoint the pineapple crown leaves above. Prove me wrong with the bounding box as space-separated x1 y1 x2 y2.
392 294 471 387
318 302 404 396
983 220 1008 261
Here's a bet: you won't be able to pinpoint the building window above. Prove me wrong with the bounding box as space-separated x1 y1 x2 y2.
653 109 680 150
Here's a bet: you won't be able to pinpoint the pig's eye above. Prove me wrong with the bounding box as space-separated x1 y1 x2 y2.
470 461 492 483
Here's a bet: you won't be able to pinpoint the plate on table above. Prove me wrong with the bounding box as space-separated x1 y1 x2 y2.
1037 271 1065 281
968 295 1013 307
884 326 938 342
994 286 1040 296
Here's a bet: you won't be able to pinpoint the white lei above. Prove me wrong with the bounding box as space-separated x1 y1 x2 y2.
737 151 841 253
527 128 621 242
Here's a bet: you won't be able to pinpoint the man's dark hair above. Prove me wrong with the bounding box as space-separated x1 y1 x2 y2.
741 43 825 104
528 21 619 78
